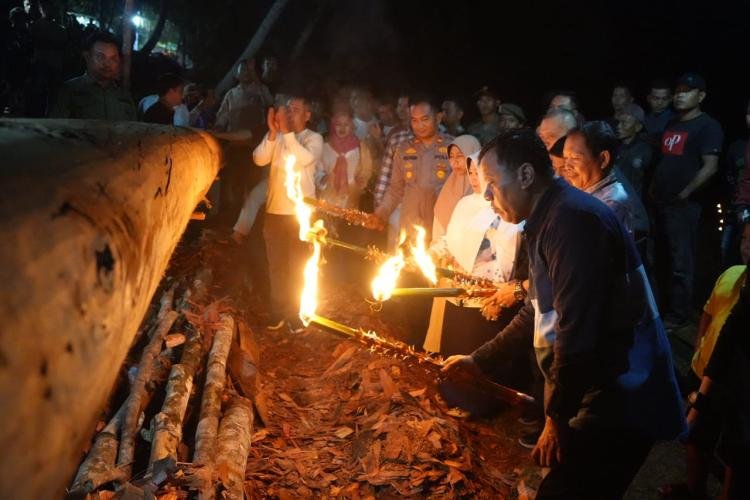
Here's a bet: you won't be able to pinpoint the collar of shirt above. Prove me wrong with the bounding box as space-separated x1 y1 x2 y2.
584 170 618 195
524 177 567 237
81 71 120 89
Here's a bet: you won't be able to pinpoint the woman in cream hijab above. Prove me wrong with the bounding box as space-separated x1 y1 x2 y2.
431 135 482 244
424 152 524 355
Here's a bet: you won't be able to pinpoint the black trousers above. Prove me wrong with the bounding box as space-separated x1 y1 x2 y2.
655 201 701 322
262 213 309 320
536 426 653 500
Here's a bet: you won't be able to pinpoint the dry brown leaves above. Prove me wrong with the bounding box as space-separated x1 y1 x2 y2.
244 284 539 498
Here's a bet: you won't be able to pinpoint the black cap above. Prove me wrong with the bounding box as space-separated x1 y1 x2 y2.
474 85 498 100
676 72 706 91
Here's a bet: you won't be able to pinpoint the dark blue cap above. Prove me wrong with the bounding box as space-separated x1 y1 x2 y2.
676 72 706 91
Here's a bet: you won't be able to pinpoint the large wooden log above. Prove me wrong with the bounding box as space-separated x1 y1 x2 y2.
0 119 221 499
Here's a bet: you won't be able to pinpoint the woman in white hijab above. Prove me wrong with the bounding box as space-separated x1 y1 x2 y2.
424 152 525 355
431 135 482 244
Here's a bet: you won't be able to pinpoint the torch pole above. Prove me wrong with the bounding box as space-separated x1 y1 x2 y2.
305 313 535 406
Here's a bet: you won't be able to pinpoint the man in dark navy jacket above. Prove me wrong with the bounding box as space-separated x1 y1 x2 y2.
444 129 685 499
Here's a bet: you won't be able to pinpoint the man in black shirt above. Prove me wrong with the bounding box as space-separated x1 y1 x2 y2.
142 73 183 125
650 73 724 330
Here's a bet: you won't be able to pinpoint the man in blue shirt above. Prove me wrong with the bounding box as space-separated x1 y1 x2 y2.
444 129 684 499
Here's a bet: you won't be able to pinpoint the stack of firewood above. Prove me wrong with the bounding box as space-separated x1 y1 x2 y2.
69 267 260 500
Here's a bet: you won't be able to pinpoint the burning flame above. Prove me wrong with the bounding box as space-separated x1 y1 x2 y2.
284 155 313 241
300 220 324 326
410 225 437 284
284 154 323 326
371 232 407 301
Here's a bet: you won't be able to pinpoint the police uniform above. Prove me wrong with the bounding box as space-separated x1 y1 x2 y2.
49 72 136 121
375 133 454 240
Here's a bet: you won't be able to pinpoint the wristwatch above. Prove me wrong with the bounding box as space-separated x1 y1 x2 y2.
513 280 527 303
687 391 710 413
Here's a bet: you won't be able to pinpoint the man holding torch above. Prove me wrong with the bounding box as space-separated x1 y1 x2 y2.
253 96 323 333
443 129 684 499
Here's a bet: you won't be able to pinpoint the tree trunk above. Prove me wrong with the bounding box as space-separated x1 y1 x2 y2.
214 397 254 500
121 0 136 89
137 0 169 56
0 119 221 499
148 331 203 468
215 0 291 97
289 0 328 62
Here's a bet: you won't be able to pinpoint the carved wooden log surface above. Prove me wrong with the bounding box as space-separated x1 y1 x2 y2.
0 119 221 499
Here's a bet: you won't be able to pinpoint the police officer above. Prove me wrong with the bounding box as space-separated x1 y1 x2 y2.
49 31 136 121
366 96 453 241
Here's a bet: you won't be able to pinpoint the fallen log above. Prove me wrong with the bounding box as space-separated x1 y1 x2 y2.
193 314 235 499
0 119 221 499
149 331 203 469
214 397 254 500
118 307 179 475
69 344 175 497
69 402 128 496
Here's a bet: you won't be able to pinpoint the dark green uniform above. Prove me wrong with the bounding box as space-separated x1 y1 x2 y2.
49 73 136 121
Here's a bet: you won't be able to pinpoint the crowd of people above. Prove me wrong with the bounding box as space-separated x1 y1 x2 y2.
4 19 750 498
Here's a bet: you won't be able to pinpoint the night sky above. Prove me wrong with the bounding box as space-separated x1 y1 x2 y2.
274 0 748 139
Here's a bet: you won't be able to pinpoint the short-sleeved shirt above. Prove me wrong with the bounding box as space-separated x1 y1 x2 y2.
374 133 453 238
651 113 723 203
49 72 136 121
467 118 501 146
645 108 675 139
692 265 747 377
142 100 174 125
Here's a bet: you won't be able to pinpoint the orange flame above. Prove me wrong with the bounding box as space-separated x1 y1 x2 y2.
371 232 406 301
409 225 437 284
300 220 324 326
284 155 313 241
284 154 323 326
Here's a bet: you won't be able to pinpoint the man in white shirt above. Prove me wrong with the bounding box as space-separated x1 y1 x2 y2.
253 96 323 332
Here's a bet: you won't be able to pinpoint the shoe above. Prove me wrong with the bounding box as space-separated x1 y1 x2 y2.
287 316 307 334
266 316 286 331
518 428 541 449
517 416 541 426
